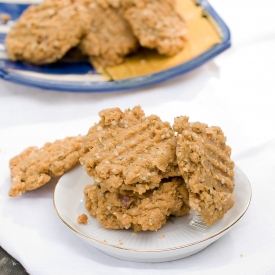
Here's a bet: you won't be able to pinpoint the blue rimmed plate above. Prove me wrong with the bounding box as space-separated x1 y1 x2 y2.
0 0 231 92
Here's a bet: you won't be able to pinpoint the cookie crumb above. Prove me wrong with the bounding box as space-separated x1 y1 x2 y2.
240 254 243 258
159 234 165 239
0 13 10 23
103 239 107 243
132 232 137 236
118 239 123 245
77 214 88 224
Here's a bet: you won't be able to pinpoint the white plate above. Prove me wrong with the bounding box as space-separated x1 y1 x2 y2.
53 164 251 262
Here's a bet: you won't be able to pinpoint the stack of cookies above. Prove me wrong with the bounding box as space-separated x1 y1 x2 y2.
80 106 235 230
8 106 235 231
5 0 187 69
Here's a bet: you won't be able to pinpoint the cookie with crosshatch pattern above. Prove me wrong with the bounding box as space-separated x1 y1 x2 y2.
80 106 179 195
98 0 187 56
123 0 187 56
5 0 90 64
78 0 138 69
9 136 84 197
173 116 235 226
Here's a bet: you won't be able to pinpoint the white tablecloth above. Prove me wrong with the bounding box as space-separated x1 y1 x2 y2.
1 0 275 274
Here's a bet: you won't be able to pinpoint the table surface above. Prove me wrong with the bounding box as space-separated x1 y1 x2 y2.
0 247 29 275
1 0 275 274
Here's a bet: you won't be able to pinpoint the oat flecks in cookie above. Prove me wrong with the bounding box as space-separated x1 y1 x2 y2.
173 116 235 226
95 0 187 56
78 0 138 69
9 136 84 197
5 0 90 65
80 106 178 194
123 0 187 56
84 177 190 231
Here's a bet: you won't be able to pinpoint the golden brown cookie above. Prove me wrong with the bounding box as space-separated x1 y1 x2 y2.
97 0 186 56
80 106 178 194
122 0 187 56
9 136 84 197
78 0 138 69
5 0 89 64
173 116 235 226
85 177 190 231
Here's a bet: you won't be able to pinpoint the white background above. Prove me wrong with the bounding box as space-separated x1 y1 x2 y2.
0 0 275 274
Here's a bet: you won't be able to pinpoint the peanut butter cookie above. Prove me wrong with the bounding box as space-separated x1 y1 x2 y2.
85 177 190 231
78 0 138 69
173 116 235 226
109 0 187 56
5 0 89 64
80 106 178 194
9 136 84 197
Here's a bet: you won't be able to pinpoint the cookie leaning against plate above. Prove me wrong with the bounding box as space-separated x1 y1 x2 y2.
9 136 84 197
173 116 235 226
5 1 90 65
80 106 179 194
84 177 190 231
78 0 138 69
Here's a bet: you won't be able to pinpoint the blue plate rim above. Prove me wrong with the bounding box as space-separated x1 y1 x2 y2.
0 0 231 93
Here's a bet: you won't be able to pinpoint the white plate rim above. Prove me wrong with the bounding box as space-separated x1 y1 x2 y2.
53 165 252 253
